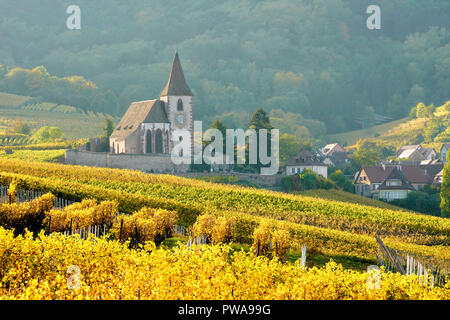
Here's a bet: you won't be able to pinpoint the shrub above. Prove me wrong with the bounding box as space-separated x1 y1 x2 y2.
0 193 55 235
112 208 178 246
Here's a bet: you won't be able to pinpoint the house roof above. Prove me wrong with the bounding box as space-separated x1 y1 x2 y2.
398 148 422 159
397 145 421 157
355 164 433 185
286 150 326 166
400 165 428 184
323 143 344 155
326 152 348 166
441 143 450 151
160 52 193 97
110 99 169 141
379 167 415 190
419 163 444 183
421 148 436 158
356 166 393 183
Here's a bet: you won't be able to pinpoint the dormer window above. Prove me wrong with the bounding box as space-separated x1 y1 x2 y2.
124 125 128 130
386 179 401 187
129 125 133 129
177 99 183 111
117 126 121 130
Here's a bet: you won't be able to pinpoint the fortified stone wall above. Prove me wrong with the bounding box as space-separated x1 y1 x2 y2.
65 149 190 173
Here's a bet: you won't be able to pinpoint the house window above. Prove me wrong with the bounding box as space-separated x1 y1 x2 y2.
155 129 163 153
386 180 401 187
291 168 295 174
146 130 152 154
177 99 183 111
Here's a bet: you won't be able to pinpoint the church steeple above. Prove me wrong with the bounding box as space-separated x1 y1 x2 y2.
160 52 193 97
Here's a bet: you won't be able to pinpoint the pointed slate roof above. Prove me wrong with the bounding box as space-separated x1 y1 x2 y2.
110 99 169 141
160 52 193 97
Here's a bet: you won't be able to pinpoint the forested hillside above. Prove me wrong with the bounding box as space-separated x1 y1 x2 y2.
0 0 449 134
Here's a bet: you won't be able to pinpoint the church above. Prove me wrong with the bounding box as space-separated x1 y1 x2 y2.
109 52 194 157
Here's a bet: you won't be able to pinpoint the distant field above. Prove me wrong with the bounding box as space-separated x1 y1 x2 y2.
327 118 409 146
0 91 117 139
0 109 112 139
329 102 449 150
0 92 32 108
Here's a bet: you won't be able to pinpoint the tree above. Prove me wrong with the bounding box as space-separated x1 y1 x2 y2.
423 117 444 143
209 119 227 153
12 119 31 135
247 108 274 172
279 133 300 162
32 126 64 142
349 140 382 167
415 103 427 118
249 108 273 130
103 118 115 139
329 170 354 192
441 154 450 218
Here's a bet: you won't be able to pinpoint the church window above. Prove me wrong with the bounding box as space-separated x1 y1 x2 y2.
155 129 163 153
177 99 183 111
146 131 152 153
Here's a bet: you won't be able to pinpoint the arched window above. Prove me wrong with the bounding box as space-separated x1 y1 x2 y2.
146 130 152 153
177 99 183 111
155 129 163 153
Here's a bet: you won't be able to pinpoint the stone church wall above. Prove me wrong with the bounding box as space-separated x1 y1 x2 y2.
65 149 190 173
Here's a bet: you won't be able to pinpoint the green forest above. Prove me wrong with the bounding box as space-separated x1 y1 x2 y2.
0 0 449 135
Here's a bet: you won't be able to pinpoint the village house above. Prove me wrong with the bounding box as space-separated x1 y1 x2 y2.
397 145 426 163
322 143 345 156
378 167 415 201
421 148 437 160
433 169 444 186
285 150 328 178
353 163 443 200
397 145 422 157
322 151 349 168
397 144 440 163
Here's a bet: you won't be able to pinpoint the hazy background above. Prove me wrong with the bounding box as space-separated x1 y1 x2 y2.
0 0 448 136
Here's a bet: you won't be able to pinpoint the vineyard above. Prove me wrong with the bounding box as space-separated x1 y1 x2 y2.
0 159 448 261
1 228 448 300
0 158 448 299
0 149 66 163
0 159 448 243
